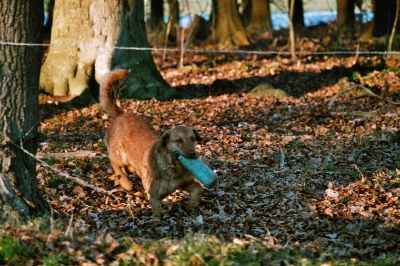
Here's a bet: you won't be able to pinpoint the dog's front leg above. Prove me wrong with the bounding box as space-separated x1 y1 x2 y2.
183 180 203 207
150 194 162 218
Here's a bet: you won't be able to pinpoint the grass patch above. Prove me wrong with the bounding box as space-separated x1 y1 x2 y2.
0 236 36 266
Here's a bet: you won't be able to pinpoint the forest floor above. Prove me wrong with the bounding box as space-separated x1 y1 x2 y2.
2 37 400 265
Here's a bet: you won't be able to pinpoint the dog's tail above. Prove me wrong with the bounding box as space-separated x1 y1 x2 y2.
99 69 129 118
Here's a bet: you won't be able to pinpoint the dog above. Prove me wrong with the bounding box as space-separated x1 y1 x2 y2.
100 69 203 217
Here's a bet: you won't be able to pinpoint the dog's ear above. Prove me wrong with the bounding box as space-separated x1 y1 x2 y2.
193 129 202 142
161 130 170 146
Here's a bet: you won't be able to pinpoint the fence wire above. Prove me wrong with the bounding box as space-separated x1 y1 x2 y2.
1 41 399 56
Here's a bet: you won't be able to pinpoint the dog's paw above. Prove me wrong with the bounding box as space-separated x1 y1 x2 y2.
186 198 201 208
119 177 133 191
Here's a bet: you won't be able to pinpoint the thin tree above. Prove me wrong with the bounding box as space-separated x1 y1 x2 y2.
388 0 400 52
289 0 297 61
288 0 304 29
0 1 49 221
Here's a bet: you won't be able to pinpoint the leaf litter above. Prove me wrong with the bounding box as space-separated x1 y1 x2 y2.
3 53 400 264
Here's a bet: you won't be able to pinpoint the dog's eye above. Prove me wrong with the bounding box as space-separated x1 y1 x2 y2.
175 139 184 144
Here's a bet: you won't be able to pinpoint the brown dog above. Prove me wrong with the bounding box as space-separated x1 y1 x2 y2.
100 69 203 217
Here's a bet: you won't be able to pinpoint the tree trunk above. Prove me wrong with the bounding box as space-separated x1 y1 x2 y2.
40 0 124 97
337 0 355 30
288 0 304 29
0 1 49 222
112 0 179 100
371 0 397 37
40 0 176 100
214 0 250 48
166 0 180 44
44 0 55 41
289 0 297 61
247 0 273 39
150 0 164 31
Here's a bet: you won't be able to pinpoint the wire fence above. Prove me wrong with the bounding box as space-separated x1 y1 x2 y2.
1 41 400 56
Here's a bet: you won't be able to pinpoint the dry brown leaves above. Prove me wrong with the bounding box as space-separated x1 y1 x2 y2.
32 53 400 260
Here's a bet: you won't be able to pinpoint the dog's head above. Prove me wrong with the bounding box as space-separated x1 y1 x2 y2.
161 125 201 159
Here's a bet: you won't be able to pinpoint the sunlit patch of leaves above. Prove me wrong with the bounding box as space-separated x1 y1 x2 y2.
28 53 400 263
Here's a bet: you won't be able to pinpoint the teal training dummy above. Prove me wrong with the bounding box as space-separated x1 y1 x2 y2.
177 154 218 188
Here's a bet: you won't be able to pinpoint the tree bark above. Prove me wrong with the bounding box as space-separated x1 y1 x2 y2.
40 0 176 100
337 0 355 30
288 0 304 29
112 0 179 100
289 0 297 61
166 0 180 43
40 0 124 97
213 0 250 48
0 0 49 222
150 0 164 31
247 0 273 39
371 0 397 37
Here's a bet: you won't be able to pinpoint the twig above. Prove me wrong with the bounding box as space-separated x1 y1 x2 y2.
5 135 119 200
353 164 366 183
36 150 105 159
279 148 286 170
329 83 400 108
64 213 74 239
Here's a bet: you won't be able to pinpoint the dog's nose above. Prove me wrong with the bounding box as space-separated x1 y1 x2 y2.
187 151 198 159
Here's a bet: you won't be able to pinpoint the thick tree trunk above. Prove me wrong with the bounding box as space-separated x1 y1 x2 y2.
150 0 164 31
40 0 176 100
112 0 179 100
337 0 355 30
40 0 124 97
0 1 49 222
214 0 250 48
247 0 273 39
288 0 304 29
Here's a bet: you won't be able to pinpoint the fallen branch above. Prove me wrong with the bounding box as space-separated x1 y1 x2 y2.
6 136 119 200
329 83 400 108
37 150 105 159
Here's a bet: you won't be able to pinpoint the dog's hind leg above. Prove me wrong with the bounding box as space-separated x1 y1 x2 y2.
110 159 133 191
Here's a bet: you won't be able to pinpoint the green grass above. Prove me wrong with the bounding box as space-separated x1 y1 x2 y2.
0 236 36 266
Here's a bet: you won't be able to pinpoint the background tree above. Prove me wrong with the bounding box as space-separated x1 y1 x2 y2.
288 0 304 29
371 0 397 37
246 0 273 39
150 0 164 31
40 0 177 100
0 0 49 221
213 0 250 48
113 0 178 99
166 0 180 44
336 0 355 31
